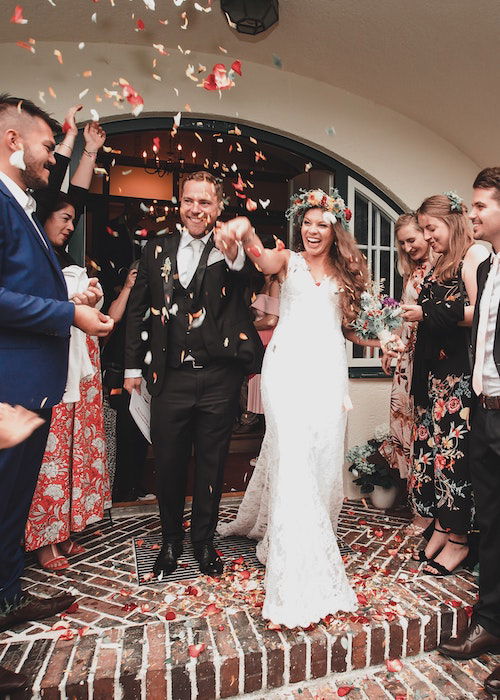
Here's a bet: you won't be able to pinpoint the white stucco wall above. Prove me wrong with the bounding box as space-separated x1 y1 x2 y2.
2 42 479 495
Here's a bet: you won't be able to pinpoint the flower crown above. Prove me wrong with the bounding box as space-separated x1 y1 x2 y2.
444 190 464 213
285 188 352 228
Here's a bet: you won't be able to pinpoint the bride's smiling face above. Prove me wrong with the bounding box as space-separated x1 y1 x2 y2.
301 207 334 256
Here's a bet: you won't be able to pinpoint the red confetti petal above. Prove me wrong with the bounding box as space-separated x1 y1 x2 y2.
65 602 79 614
386 658 403 673
188 643 206 658
248 245 261 258
136 539 145 548
136 18 145 30
204 603 222 616
165 610 176 621
59 629 74 641
338 687 354 697
231 59 242 76
10 5 27 24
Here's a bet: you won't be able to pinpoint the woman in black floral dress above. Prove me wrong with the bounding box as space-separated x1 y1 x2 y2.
402 193 489 576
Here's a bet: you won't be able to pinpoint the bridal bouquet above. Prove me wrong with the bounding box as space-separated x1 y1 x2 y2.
350 281 402 344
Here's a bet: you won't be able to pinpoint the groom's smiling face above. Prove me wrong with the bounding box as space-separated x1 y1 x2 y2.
180 180 222 239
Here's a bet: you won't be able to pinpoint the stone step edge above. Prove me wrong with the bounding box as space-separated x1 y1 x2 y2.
23 602 469 699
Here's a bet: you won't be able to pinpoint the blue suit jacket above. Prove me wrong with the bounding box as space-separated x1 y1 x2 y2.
0 179 75 409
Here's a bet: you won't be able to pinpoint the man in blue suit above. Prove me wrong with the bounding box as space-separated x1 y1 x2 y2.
0 94 113 694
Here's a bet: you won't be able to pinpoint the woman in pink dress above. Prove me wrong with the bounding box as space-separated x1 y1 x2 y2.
379 214 433 522
247 275 280 416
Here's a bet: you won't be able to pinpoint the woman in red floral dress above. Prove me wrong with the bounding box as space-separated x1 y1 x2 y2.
25 113 111 570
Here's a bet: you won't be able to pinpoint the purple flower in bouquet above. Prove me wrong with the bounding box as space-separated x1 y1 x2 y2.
350 282 402 340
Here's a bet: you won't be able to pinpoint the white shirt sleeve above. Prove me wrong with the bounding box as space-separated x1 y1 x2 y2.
224 242 245 271
124 369 142 378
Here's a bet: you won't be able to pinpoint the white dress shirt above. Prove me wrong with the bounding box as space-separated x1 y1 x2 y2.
0 171 48 248
124 227 246 378
479 252 500 396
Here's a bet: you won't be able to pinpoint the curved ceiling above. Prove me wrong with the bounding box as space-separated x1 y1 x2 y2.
2 0 499 166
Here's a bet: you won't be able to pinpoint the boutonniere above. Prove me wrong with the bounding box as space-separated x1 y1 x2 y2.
160 256 171 281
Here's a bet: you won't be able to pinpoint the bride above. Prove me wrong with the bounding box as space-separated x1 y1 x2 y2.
216 189 401 628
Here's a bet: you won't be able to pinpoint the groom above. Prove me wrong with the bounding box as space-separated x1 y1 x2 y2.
124 171 263 576
438 167 500 696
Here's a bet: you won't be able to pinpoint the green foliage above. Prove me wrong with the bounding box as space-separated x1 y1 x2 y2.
346 436 397 494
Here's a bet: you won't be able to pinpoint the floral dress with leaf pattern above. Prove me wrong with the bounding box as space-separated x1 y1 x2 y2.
409 267 474 534
379 261 432 478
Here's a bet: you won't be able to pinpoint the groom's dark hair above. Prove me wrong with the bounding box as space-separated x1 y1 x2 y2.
180 171 224 203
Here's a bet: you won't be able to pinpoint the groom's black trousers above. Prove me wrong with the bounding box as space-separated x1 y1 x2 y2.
470 404 500 637
151 362 243 546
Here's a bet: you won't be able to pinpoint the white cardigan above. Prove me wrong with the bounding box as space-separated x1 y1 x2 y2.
62 265 103 403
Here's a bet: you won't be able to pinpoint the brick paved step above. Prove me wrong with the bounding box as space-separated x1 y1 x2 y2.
0 501 481 698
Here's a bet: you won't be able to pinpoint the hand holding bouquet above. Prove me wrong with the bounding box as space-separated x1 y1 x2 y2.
350 281 404 355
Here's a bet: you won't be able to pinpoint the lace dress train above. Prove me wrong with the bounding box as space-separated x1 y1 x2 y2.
218 252 357 628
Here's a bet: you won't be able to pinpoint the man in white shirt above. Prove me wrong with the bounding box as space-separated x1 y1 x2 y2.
125 171 263 577
438 168 500 695
0 94 113 694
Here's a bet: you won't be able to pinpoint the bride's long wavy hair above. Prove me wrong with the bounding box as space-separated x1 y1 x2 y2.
293 207 369 323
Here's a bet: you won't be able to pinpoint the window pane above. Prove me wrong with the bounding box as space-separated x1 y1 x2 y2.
354 193 368 246
380 214 391 247
380 250 391 295
394 255 403 301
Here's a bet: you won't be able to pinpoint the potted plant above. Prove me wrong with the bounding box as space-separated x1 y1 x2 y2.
346 425 399 509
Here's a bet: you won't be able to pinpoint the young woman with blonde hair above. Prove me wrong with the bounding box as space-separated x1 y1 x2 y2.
402 193 488 575
380 214 433 489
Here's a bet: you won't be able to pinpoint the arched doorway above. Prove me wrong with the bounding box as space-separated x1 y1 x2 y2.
68 114 403 502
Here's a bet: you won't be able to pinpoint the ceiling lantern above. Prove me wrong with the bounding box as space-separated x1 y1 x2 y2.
221 0 279 36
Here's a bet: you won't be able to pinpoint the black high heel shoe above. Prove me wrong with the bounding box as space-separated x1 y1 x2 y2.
423 538 477 577
412 523 448 563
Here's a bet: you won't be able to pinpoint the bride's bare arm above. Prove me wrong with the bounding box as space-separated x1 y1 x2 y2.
214 217 289 276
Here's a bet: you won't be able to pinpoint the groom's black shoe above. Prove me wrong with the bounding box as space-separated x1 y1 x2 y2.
193 542 223 576
153 542 183 577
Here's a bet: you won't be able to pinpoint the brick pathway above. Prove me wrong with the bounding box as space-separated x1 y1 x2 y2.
0 499 484 698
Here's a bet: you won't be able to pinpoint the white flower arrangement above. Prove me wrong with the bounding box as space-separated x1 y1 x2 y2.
161 256 172 281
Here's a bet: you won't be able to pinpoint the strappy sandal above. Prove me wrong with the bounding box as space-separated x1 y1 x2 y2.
412 524 448 562
59 539 86 556
423 539 472 577
37 544 69 572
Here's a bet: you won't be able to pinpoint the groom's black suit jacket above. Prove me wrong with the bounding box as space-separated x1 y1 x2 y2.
470 256 500 377
125 230 264 396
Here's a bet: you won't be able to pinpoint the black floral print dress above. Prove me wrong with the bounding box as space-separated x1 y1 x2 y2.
410 267 473 534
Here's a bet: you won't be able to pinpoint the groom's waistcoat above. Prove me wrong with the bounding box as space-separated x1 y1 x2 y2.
166 273 209 368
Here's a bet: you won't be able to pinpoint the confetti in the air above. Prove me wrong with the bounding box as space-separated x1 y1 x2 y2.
9 148 26 171
10 5 28 24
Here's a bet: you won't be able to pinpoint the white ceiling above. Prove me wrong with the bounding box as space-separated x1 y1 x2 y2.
2 0 499 166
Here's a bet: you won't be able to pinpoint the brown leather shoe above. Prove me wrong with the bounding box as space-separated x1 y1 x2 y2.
0 665 28 692
0 592 76 633
485 665 500 696
437 621 500 660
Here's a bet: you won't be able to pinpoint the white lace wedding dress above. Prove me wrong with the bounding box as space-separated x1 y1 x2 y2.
218 252 357 627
